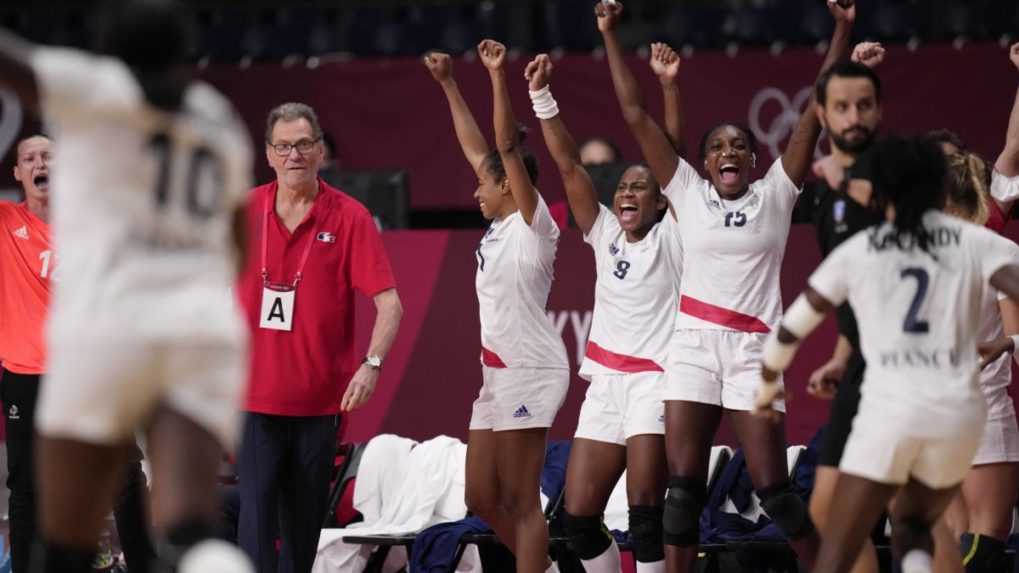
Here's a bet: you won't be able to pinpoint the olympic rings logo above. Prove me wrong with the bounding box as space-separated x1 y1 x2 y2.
748 86 823 162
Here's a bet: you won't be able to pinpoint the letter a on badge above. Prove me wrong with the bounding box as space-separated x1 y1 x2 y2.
260 286 296 331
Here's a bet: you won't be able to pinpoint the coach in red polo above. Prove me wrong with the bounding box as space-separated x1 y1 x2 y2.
236 102 403 573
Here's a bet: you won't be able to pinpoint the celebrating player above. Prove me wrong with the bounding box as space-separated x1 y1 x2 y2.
425 41 570 573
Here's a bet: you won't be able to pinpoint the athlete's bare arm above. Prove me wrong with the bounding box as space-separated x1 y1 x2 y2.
0 29 39 111
596 2 679 191
526 54 600 235
979 297 1019 368
994 44 1019 182
650 42 685 158
423 51 491 175
781 0 855 187
480 39 541 226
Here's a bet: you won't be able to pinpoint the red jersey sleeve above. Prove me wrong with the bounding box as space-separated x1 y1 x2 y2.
348 211 396 297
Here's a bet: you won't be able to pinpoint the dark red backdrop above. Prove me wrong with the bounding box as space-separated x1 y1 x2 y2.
194 43 1016 210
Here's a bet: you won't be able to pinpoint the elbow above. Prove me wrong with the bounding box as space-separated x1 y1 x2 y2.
495 136 517 154
387 292 404 324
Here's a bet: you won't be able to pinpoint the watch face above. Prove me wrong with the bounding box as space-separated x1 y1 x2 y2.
366 356 382 367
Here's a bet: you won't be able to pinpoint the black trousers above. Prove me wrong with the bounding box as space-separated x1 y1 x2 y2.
0 368 155 573
238 413 337 573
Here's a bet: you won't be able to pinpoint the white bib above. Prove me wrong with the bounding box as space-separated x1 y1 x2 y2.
259 284 295 331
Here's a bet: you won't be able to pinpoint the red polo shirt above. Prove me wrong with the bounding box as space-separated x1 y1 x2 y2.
238 179 396 416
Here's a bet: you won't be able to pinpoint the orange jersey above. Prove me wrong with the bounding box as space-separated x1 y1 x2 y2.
0 202 53 374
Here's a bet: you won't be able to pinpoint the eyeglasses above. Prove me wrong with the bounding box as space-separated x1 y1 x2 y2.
268 138 320 156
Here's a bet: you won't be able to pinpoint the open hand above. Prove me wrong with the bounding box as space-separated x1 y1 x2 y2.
806 359 845 400
978 336 1015 369
340 364 379 412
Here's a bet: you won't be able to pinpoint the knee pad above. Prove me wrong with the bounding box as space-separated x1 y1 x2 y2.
628 505 665 563
758 483 815 540
562 512 613 560
663 476 705 547
960 533 1006 573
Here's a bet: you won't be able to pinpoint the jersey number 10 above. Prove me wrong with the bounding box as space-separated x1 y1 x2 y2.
148 133 224 219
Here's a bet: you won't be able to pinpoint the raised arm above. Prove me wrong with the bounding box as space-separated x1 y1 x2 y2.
650 42 685 158
596 2 679 190
0 29 39 111
994 44 1019 179
479 40 539 225
781 0 856 187
424 51 490 175
524 54 600 235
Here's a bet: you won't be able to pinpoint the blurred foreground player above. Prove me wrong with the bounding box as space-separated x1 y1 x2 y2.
0 1 255 572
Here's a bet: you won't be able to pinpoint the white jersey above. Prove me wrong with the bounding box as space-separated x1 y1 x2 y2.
475 196 568 369
32 48 253 342
991 170 1019 204
664 158 799 333
579 204 683 378
809 211 1019 433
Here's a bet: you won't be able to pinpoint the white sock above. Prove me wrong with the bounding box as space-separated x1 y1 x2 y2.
580 542 621 573
901 549 933 573
178 540 254 573
545 560 561 573
635 558 665 573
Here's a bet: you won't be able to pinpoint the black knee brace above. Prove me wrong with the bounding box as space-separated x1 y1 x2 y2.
663 476 705 547
960 533 1007 573
758 482 815 540
628 505 665 563
562 512 613 560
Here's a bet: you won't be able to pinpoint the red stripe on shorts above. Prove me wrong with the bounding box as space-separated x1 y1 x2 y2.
585 341 663 373
679 295 771 333
481 347 507 368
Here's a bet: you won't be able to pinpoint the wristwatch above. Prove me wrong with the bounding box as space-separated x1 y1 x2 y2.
363 355 383 370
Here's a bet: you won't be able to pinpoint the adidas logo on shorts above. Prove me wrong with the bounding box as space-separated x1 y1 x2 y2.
12 225 28 240
512 404 532 419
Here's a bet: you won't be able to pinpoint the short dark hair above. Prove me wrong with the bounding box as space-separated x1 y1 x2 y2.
96 0 193 71
815 61 882 107
698 123 758 161
265 102 324 143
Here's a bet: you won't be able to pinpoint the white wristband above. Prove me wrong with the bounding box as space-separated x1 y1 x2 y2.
529 85 559 120
783 295 826 339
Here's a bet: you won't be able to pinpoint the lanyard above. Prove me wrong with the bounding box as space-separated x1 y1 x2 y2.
261 191 317 288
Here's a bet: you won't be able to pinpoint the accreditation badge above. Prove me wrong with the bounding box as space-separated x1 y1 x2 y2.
260 283 296 331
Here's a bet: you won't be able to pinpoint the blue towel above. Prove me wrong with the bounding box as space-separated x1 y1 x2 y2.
410 439 573 572
700 433 821 544
410 516 491 573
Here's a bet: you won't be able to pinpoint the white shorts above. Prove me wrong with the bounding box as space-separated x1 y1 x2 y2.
574 372 665 445
469 367 568 432
972 412 1019 466
663 329 784 413
840 403 983 489
38 336 246 451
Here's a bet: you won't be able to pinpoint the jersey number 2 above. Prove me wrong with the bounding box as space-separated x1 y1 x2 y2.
148 133 223 219
900 267 930 333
